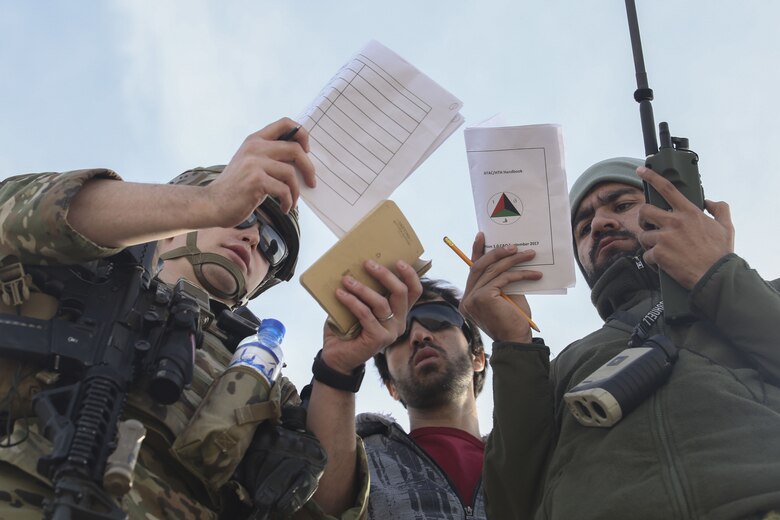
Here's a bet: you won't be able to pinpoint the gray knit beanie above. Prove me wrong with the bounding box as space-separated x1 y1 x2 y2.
569 157 645 218
569 157 645 286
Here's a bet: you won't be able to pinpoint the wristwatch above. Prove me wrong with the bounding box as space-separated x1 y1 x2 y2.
311 349 365 393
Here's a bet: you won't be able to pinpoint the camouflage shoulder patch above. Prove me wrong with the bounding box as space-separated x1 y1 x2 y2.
0 169 123 265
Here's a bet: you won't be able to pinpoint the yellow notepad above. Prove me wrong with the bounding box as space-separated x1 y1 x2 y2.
300 200 431 337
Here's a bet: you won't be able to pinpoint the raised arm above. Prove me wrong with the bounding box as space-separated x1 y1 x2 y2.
459 232 553 519
67 118 316 248
305 259 422 516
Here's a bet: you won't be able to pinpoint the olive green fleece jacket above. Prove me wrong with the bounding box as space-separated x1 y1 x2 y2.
485 254 780 520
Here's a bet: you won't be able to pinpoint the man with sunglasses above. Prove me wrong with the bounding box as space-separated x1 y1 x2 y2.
357 278 489 519
0 118 421 519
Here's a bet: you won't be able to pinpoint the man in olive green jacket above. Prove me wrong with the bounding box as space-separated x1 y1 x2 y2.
466 157 780 520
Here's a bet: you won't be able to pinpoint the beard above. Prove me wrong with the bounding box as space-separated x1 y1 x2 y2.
585 230 642 287
392 341 474 410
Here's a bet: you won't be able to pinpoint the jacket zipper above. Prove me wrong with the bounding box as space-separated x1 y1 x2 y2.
654 297 696 519
652 386 693 519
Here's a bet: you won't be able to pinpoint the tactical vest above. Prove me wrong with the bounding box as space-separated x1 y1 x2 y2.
0 253 298 517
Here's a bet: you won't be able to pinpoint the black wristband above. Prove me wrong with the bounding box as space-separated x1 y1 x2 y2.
311 349 365 393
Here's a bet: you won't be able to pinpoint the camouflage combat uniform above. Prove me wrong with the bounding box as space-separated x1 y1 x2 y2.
0 170 369 520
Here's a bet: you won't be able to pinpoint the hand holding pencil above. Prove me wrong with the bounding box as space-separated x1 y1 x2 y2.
447 233 542 342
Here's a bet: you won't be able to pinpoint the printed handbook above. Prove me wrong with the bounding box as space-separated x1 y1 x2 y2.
464 123 576 294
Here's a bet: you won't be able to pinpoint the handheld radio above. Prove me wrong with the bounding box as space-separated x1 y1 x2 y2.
626 0 705 322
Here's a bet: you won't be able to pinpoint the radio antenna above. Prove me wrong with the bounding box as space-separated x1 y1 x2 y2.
625 0 658 157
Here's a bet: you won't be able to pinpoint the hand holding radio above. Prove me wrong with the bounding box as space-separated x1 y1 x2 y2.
625 0 711 322
637 167 735 289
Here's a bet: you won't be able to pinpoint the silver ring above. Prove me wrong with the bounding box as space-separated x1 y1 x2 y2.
378 312 395 323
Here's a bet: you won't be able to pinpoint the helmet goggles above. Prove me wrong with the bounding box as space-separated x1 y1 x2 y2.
388 300 473 349
236 210 288 268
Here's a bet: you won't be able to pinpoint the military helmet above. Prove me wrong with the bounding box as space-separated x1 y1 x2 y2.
168 165 301 301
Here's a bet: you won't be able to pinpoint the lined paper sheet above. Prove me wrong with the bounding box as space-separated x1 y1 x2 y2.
299 40 463 236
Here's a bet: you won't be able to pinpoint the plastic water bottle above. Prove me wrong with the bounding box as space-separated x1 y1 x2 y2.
228 318 285 386
171 318 287 487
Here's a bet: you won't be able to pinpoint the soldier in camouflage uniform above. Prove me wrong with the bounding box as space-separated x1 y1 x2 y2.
0 118 422 520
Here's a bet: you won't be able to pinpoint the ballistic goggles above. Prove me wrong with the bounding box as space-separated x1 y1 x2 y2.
390 300 473 347
235 210 288 268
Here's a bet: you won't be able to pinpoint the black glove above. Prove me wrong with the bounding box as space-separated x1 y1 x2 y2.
237 406 328 520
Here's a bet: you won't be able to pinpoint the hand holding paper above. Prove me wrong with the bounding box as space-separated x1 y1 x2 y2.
459 232 543 342
300 201 431 337
443 236 540 332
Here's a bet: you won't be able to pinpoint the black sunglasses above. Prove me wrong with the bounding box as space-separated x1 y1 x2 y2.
388 300 472 348
235 211 288 268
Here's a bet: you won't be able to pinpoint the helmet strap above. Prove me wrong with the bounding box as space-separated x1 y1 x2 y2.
158 231 247 303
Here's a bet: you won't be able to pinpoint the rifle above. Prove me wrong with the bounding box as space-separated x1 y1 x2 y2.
0 244 209 519
625 0 706 322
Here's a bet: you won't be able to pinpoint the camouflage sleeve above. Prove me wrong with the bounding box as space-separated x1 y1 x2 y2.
294 436 369 520
0 169 124 265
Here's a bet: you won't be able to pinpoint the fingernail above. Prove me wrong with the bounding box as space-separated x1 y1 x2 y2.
344 276 357 286
504 244 518 251
336 288 347 297
367 260 379 270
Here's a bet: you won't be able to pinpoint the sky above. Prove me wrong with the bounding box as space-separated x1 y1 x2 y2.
2 0 779 434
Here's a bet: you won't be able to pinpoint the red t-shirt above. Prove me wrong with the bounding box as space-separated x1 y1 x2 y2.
410 426 485 506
